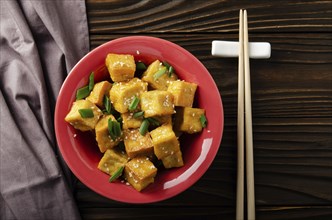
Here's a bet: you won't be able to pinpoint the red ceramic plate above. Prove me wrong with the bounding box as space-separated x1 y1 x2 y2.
55 36 223 203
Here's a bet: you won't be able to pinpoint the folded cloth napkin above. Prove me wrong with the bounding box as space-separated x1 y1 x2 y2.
0 0 89 219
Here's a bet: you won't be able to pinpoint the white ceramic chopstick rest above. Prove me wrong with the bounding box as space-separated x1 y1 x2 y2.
211 40 271 59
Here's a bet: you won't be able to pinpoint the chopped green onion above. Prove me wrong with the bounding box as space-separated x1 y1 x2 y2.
109 166 124 182
162 61 171 69
128 96 140 111
108 119 121 141
116 116 123 130
200 114 207 128
88 72 94 91
78 109 94 118
139 119 150 135
136 61 147 71
153 67 167 80
76 86 90 100
133 111 144 118
113 120 122 137
168 66 174 77
146 117 160 126
103 95 112 114
108 119 116 141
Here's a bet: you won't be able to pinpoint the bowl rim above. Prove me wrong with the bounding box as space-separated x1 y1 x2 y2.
55 36 224 203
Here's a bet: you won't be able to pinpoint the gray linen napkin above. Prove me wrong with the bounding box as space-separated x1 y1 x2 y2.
0 0 89 219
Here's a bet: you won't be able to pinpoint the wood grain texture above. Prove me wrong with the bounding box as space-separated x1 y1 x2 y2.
86 0 332 33
78 0 332 219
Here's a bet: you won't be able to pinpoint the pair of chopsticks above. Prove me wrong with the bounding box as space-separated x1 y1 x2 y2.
236 9 256 220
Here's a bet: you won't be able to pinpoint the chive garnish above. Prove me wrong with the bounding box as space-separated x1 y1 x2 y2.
103 95 112 114
162 61 171 69
128 96 139 111
113 120 122 137
139 119 150 135
88 72 94 91
108 119 121 141
133 111 144 118
76 86 90 100
153 67 167 80
200 114 207 128
168 66 174 77
146 117 160 126
136 61 147 71
109 166 124 182
78 109 94 118
108 119 116 140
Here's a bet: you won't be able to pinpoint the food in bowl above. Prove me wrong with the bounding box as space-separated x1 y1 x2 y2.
55 36 223 203
64 53 208 191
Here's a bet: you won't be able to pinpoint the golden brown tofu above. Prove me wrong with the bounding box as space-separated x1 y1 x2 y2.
140 90 175 118
125 174 154 192
167 80 197 107
123 129 154 158
121 112 143 129
97 148 129 176
86 81 112 108
109 78 148 113
95 115 121 153
142 60 178 90
174 107 205 134
105 53 136 82
124 157 157 191
150 124 180 159
65 99 103 131
162 151 184 168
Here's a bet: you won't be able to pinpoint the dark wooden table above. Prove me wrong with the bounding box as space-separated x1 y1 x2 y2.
75 0 332 219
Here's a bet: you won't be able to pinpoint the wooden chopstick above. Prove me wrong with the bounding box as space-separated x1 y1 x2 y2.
243 9 256 220
236 9 245 220
236 9 256 220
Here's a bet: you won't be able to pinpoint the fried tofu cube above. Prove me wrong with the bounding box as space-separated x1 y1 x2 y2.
121 112 143 129
123 129 154 158
124 157 157 191
162 151 184 169
86 81 112 108
150 124 180 159
140 90 175 118
105 53 136 82
142 60 178 90
125 174 154 192
95 115 121 153
174 107 205 134
167 80 197 107
109 78 148 113
97 148 129 176
65 99 103 131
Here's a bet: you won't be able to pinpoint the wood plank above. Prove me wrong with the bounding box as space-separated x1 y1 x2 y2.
77 205 332 220
86 0 332 33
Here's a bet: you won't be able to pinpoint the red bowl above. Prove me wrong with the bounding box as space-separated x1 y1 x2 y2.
54 36 223 203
